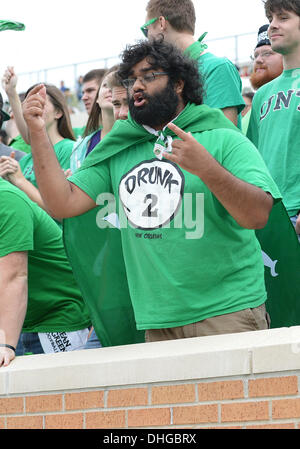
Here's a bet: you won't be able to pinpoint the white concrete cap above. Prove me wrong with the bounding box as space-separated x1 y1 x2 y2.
0 327 300 395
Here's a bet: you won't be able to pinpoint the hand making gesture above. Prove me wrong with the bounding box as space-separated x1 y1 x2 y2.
163 122 213 177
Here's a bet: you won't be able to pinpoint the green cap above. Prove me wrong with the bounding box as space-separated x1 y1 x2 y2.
0 20 25 32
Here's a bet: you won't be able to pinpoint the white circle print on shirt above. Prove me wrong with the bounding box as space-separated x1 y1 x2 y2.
119 159 185 230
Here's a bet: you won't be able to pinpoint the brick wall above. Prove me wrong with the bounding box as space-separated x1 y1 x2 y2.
1 376 300 429
1 327 300 429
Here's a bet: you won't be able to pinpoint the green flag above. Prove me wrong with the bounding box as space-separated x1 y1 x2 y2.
0 20 25 32
256 201 300 328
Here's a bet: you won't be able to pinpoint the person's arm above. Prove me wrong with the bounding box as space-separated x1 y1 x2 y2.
164 123 273 230
22 84 96 219
202 60 244 127
2 67 31 144
0 251 28 367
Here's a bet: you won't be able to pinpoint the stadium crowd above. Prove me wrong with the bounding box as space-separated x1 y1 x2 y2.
0 0 299 367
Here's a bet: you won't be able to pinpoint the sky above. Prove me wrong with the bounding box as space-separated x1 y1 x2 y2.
0 0 268 94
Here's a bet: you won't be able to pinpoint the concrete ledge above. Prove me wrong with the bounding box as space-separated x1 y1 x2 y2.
1 327 300 396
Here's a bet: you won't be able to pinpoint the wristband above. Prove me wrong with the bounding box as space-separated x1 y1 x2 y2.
0 344 16 352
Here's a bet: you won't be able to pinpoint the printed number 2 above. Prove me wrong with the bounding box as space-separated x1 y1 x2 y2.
142 194 158 217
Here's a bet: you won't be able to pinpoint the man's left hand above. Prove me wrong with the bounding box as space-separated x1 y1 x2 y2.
163 122 211 177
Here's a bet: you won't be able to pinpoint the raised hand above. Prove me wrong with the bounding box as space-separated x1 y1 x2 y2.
2 66 18 96
22 84 47 133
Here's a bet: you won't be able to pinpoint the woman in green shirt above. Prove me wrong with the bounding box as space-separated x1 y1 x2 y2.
0 78 75 212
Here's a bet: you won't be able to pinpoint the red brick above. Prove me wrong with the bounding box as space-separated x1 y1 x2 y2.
249 376 298 398
203 425 244 429
221 401 269 422
128 408 171 428
65 391 104 410
26 394 62 413
86 410 125 429
173 405 218 425
0 397 23 415
247 423 295 429
7 416 43 429
152 385 195 405
107 388 148 407
198 381 244 401
45 413 83 429
0 417 5 429
272 399 300 419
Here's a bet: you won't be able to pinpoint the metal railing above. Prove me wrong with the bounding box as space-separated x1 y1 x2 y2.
15 32 256 93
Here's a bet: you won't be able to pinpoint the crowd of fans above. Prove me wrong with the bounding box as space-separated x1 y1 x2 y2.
0 0 299 368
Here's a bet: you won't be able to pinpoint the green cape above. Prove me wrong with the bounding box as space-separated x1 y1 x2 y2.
77 103 239 171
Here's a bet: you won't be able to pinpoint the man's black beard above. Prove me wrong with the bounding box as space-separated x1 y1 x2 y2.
129 81 179 128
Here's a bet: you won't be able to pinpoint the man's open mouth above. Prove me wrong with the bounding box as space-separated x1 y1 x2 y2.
133 92 146 107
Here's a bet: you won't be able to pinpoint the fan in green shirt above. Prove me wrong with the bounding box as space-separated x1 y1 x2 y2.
0 178 91 367
247 70 300 219
19 40 283 345
247 1 300 240
142 0 245 128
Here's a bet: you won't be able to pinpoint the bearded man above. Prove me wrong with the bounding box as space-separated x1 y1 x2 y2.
21 39 281 342
250 24 283 91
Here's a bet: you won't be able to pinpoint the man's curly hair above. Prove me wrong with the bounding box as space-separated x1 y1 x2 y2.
117 39 204 106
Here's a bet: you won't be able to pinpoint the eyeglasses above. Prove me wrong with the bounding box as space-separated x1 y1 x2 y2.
140 17 168 37
250 51 275 61
121 72 168 89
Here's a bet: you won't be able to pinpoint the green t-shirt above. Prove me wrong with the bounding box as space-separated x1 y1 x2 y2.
69 127 281 330
185 47 245 129
247 70 300 217
20 138 74 188
0 178 91 333
9 134 31 154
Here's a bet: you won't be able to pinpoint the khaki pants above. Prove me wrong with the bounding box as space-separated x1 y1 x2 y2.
145 303 270 343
